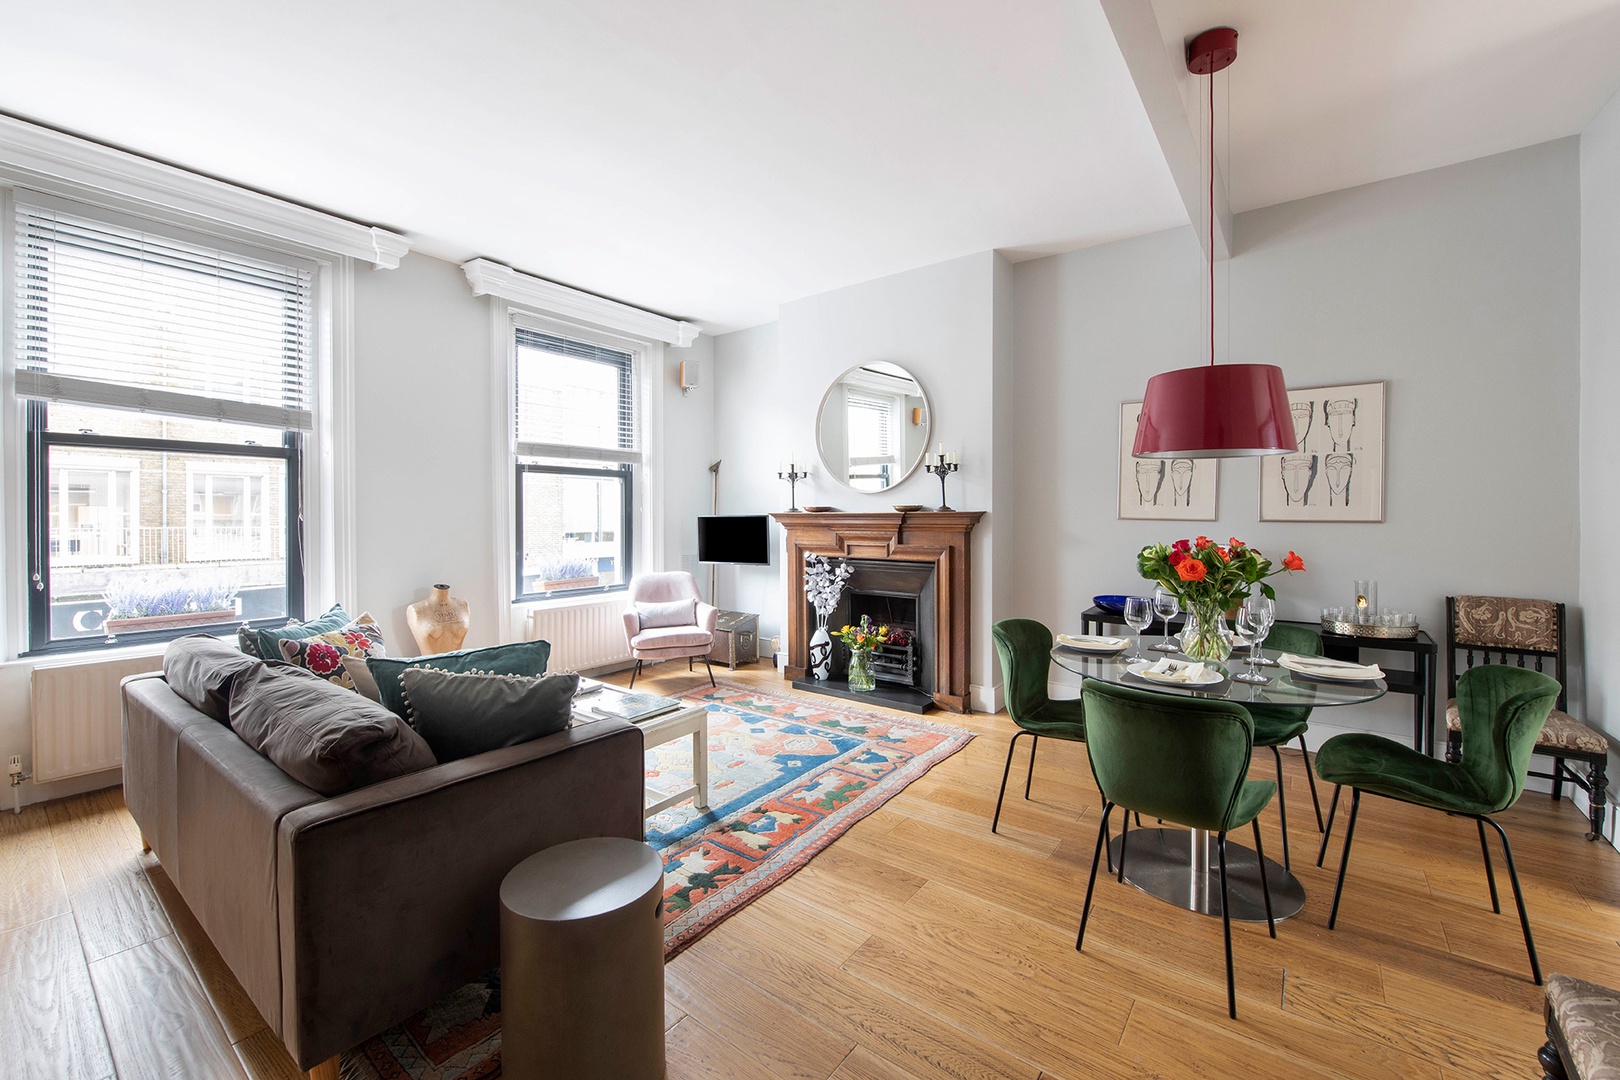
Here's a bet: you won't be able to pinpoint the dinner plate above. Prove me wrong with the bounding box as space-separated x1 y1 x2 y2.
1093 594 1130 614
1277 653 1383 682
1126 659 1224 686
1056 633 1129 654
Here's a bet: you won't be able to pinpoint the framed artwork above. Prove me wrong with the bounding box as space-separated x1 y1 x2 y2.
1117 401 1218 520
1259 380 1386 522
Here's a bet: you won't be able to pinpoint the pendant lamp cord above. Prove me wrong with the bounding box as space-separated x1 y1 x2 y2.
1208 69 1215 368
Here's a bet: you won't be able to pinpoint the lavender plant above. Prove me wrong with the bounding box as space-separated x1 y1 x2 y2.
103 573 239 620
536 557 599 582
803 553 852 621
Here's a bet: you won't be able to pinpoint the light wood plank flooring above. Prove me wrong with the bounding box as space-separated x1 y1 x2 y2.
4 664 1617 1079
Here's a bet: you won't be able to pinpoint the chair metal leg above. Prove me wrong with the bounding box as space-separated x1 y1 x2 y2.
1326 788 1361 930
1479 814 1542 985
1317 784 1343 868
1076 803 1115 952
1270 745 1291 872
628 659 642 689
1102 794 1115 874
1250 817 1276 939
1297 735 1324 831
1116 806 1131 883
1217 832 1237 1019
703 657 715 687
1024 735 1039 799
688 656 693 672
1476 817 1501 914
990 731 1030 834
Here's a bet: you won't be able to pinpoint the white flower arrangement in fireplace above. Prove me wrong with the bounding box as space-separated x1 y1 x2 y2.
803 553 852 680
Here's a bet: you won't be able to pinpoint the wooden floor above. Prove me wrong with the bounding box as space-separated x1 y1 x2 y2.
5 664 1619 1079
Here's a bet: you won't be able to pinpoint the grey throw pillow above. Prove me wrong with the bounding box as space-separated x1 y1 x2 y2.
164 634 262 722
399 667 579 763
636 598 696 629
228 662 437 796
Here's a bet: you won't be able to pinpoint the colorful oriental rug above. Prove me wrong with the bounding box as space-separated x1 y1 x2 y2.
342 681 972 1080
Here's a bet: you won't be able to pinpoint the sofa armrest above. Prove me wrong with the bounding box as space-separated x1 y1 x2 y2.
623 607 643 644
275 717 645 1069
697 602 720 635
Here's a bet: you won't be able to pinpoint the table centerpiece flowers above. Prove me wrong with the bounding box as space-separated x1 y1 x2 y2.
1137 536 1305 662
830 615 890 692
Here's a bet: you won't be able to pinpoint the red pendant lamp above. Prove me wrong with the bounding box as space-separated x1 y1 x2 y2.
1133 27 1296 459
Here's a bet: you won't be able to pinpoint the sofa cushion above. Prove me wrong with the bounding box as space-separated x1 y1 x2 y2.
164 635 263 722
227 662 436 796
277 615 387 693
399 668 579 762
630 625 712 650
635 598 697 629
367 640 553 719
252 603 353 664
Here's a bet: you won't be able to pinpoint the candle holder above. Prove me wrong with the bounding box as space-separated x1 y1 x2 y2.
924 454 959 511
1353 579 1378 624
778 464 808 511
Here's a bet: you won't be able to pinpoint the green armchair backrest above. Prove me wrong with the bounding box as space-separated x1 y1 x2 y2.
1456 664 1561 811
992 618 1056 725
1081 679 1256 832
1264 623 1322 659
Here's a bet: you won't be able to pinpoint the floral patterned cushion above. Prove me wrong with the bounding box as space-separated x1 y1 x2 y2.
1445 698 1609 755
1547 972 1620 1080
278 615 387 693
1452 595 1559 652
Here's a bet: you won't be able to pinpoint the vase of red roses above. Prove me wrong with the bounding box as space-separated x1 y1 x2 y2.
1138 536 1305 663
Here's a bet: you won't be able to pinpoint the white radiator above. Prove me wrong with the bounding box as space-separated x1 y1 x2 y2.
31 654 163 783
527 599 631 674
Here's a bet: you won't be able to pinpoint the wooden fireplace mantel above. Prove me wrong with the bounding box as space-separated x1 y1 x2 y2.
773 511 985 712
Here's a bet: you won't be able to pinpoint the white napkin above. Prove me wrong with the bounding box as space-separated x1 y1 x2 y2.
1057 634 1126 649
1147 658 1209 682
1280 653 1383 679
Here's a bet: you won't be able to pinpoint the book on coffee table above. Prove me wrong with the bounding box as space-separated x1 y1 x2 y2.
590 692 682 722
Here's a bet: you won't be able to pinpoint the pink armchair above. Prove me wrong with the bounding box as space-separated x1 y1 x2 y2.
622 571 719 688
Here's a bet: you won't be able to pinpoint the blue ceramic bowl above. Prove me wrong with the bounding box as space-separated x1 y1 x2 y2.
1093 594 1130 614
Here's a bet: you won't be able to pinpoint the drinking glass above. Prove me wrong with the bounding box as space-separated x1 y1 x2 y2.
1249 596 1279 666
1151 587 1180 652
1233 598 1275 684
1123 596 1153 660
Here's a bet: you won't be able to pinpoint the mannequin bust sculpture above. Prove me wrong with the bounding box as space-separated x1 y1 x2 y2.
407 584 470 655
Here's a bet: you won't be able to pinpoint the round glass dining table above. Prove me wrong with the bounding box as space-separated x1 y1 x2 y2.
1050 643 1387 924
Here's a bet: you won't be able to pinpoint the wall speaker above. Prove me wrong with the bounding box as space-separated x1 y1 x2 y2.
680 360 700 395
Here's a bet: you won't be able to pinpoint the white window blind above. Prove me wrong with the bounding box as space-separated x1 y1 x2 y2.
846 389 897 467
13 199 315 431
514 327 639 463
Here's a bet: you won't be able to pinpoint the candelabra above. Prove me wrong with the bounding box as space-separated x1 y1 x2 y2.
924 451 959 511
778 462 808 511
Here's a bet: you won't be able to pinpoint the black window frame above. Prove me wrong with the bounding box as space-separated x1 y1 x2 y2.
513 461 632 602
24 400 305 655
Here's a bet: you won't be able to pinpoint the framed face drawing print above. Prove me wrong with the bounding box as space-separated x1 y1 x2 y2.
1118 401 1218 521
1259 381 1385 522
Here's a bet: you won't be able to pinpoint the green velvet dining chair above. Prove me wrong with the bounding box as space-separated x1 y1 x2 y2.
990 619 1087 834
1313 664 1560 984
1077 679 1277 1020
1245 622 1327 871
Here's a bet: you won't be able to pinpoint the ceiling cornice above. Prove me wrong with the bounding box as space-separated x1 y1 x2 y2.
462 258 700 347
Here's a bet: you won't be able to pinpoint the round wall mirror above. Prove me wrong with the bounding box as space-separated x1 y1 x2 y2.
815 362 931 492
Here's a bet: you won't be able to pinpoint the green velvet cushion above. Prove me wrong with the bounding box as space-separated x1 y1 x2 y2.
1314 664 1559 815
1080 679 1273 832
252 603 352 662
367 640 553 719
399 667 578 762
992 618 1085 740
1247 623 1321 747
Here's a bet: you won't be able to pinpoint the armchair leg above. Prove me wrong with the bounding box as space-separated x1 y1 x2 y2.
628 659 642 689
991 731 1030 834
1270 745 1291 872
1479 814 1542 984
1476 817 1501 914
688 657 693 672
1588 757 1608 842
1297 735 1324 831
1217 832 1236 1019
1076 802 1115 952
703 657 715 687
1326 788 1361 930
1024 735 1039 799
1317 784 1343 868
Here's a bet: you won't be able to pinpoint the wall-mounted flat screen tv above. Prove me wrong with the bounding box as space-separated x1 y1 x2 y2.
698 515 770 565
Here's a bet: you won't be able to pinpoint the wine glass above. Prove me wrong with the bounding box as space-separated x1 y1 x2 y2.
1150 586 1180 652
1249 596 1279 666
1123 596 1153 661
1233 598 1275 684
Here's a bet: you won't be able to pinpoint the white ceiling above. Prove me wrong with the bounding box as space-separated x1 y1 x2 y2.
1 1 1618 333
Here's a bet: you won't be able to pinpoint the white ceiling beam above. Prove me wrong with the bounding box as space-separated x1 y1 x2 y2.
1100 0 1231 262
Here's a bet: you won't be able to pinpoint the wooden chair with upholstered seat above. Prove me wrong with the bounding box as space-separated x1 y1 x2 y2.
1444 596 1608 841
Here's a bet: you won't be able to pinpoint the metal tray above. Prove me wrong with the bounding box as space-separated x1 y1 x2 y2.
1320 619 1419 640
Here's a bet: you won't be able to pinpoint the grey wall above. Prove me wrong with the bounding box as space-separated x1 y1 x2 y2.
1008 138 1583 745
1581 90 1620 805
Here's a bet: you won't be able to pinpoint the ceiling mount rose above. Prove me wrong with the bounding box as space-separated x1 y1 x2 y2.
1186 27 1238 76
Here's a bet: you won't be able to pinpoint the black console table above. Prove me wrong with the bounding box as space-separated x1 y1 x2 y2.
1079 606 1438 755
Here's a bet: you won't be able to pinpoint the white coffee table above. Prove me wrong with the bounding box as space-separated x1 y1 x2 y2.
575 686 709 818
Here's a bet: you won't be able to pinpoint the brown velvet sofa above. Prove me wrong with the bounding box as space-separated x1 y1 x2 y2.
121 670 645 1074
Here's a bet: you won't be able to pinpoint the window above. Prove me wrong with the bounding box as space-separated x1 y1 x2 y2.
846 388 899 491
512 326 637 599
15 199 310 651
